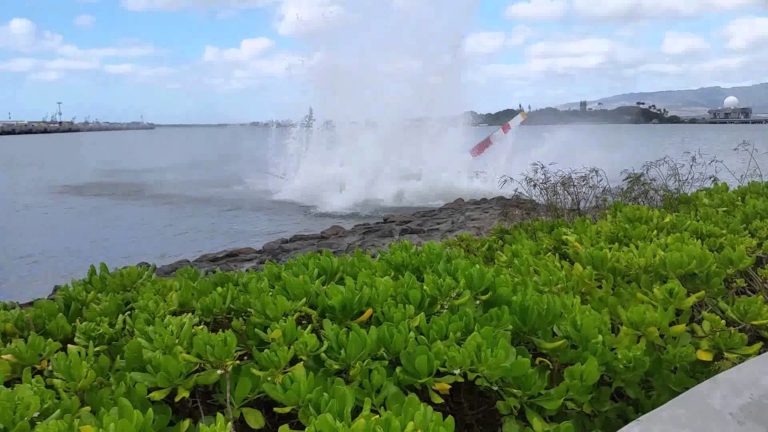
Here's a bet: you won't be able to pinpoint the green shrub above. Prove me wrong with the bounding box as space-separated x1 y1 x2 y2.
2 182 768 431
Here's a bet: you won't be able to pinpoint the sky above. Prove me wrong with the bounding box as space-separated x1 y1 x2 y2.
1 0 767 123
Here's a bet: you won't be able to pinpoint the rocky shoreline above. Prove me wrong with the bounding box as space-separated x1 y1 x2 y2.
19 195 542 306
153 195 543 277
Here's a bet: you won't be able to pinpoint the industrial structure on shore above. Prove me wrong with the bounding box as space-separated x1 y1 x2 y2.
0 120 154 136
1 102 155 136
706 96 766 124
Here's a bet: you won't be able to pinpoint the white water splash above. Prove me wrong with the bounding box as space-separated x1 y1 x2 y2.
266 0 519 213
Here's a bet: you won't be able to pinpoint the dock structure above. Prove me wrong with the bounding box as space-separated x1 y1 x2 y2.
0 121 155 136
704 118 768 124
704 96 767 124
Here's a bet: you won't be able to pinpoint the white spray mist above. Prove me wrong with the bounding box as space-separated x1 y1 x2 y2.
270 0 519 213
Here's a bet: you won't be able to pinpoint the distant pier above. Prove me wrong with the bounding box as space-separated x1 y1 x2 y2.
0 121 155 136
704 118 768 125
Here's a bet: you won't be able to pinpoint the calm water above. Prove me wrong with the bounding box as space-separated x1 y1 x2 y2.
1 124 766 302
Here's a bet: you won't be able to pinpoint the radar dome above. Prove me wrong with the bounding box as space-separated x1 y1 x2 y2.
724 96 739 108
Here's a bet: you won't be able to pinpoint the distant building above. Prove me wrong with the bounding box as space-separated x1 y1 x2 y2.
579 100 587 112
708 96 752 120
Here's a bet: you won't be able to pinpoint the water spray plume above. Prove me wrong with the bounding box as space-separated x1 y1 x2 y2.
269 0 525 213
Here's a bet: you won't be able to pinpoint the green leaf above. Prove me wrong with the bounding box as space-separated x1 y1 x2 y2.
242 407 266 430
531 395 565 411
175 387 190 402
669 324 687 336
0 359 10 383
195 369 222 386
532 338 568 352
428 389 445 404
525 407 547 432
696 350 714 362
582 357 601 386
274 406 294 414
235 376 253 406
148 387 173 401
727 343 763 356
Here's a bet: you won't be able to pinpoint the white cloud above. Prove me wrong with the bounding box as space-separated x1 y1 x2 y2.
74 14 96 28
723 16 768 50
463 32 506 55
275 0 345 36
475 36 641 83
60 44 158 58
0 57 38 72
507 25 534 46
463 26 533 56
661 32 710 55
0 18 157 59
0 57 100 73
0 18 64 53
527 38 623 59
203 38 274 62
633 63 686 74
45 58 100 70
104 63 175 79
30 70 61 81
698 56 749 72
199 37 309 89
120 0 271 11
104 63 135 74
504 0 765 22
505 0 567 20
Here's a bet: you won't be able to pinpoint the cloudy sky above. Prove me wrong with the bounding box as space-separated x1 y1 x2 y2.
2 0 767 123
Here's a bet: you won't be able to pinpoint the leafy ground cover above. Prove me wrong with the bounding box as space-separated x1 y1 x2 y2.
2 182 768 431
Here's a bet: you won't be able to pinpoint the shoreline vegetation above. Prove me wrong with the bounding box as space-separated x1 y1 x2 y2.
2 146 768 431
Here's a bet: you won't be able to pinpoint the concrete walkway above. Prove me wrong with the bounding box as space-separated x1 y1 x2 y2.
620 353 768 432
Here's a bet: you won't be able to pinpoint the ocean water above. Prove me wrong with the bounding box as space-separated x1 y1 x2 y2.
1 124 766 302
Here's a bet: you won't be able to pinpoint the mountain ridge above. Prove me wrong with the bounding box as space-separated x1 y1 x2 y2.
560 82 768 116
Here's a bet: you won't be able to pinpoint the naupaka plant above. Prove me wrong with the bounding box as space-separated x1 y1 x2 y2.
2 182 768 431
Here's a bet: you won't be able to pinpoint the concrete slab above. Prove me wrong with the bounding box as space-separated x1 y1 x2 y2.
619 353 768 432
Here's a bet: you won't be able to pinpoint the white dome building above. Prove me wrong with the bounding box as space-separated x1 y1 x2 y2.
708 95 752 121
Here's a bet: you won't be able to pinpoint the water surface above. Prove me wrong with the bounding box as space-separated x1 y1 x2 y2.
1 124 766 302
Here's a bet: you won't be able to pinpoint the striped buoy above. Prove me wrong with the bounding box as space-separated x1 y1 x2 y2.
469 111 527 157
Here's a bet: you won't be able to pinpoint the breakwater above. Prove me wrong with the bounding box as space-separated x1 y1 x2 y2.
153 196 543 277
0 121 155 136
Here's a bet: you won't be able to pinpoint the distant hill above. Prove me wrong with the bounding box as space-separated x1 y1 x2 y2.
560 83 768 117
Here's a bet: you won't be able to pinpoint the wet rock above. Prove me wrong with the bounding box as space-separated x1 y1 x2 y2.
156 259 192 277
146 195 544 278
321 225 346 238
194 247 259 264
262 239 285 253
289 233 323 242
400 226 426 235
383 214 415 224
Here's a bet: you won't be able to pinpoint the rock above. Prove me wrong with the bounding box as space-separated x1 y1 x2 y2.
194 247 259 264
321 225 346 238
262 239 285 253
400 226 426 235
383 214 415 224
289 233 323 242
442 198 466 209
374 226 398 238
144 196 545 278
156 259 192 277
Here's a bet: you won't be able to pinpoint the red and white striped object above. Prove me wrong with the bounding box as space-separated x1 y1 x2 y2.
469 111 527 157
